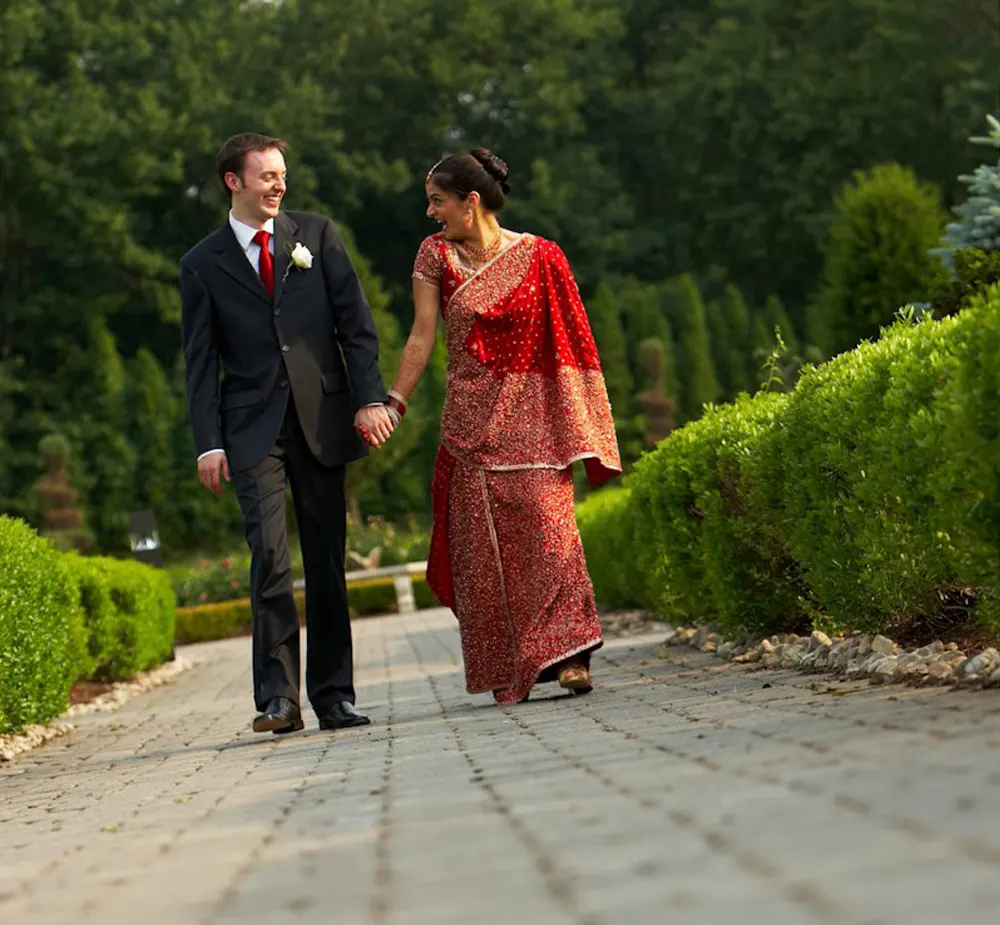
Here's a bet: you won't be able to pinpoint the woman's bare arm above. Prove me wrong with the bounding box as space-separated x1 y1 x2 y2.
390 279 440 400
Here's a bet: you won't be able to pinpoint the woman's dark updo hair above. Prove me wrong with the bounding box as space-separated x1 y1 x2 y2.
426 147 510 211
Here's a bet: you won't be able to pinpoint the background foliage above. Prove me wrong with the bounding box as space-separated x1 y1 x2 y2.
1 0 997 555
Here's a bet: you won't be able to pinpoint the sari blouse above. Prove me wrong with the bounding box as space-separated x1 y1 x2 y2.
413 232 621 486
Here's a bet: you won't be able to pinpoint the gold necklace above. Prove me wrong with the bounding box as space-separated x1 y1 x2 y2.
459 229 503 268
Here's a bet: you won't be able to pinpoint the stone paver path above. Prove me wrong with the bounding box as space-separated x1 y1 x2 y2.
2 608 999 925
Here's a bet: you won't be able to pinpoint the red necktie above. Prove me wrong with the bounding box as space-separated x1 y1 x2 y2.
254 229 274 296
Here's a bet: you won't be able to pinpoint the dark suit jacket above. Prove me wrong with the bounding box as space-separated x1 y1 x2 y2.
179 210 386 472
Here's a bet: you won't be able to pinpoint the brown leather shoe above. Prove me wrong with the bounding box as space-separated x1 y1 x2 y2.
252 697 304 734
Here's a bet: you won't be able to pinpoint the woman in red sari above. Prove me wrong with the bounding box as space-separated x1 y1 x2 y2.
383 148 621 705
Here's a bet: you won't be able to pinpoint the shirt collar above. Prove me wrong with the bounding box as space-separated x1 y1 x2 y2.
228 211 275 251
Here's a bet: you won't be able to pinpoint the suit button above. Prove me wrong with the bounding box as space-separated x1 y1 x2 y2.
280 380 289 389
281 345 289 353
273 309 280 316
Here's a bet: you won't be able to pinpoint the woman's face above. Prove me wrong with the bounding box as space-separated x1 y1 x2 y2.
425 180 469 240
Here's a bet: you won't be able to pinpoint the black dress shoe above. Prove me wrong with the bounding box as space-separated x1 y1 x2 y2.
252 697 304 734
318 701 371 730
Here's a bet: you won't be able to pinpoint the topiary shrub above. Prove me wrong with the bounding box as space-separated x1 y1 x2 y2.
0 516 83 734
33 434 92 553
673 274 721 422
808 163 948 357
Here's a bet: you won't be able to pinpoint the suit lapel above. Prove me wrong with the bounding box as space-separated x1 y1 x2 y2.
272 212 299 307
212 225 272 305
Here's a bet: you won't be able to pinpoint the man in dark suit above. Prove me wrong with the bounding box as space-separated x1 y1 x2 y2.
180 133 395 734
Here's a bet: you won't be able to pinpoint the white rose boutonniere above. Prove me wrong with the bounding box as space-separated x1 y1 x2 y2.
281 242 314 283
290 242 313 269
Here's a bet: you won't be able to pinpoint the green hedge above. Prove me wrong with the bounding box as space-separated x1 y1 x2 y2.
175 574 439 645
0 516 176 735
578 288 1000 638
0 518 83 735
65 554 175 681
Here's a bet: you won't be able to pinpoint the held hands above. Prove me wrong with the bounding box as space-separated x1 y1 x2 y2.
198 451 230 495
198 406 397 492
354 404 396 448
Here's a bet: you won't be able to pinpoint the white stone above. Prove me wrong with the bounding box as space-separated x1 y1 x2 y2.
871 634 896 656
0 723 75 763
811 630 833 649
780 647 806 668
870 657 899 684
963 648 999 676
831 648 852 671
927 661 955 681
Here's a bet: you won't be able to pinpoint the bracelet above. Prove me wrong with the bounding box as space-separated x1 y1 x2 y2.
388 389 409 411
386 405 402 426
387 393 407 420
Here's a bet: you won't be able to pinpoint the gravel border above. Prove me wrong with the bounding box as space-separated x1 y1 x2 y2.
0 655 194 762
663 623 1000 690
600 607 670 638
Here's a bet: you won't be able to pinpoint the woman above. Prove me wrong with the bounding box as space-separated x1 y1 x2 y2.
382 148 621 705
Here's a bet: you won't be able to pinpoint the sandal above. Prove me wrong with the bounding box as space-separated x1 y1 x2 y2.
558 664 594 695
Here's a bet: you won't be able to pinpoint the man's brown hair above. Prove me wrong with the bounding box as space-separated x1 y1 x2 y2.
216 133 289 200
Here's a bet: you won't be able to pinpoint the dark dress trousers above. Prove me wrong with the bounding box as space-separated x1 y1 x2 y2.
179 210 386 712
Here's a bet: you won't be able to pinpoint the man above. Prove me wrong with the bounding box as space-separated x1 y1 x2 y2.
180 133 395 734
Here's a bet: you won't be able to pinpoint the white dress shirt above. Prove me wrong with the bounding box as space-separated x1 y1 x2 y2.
228 211 275 272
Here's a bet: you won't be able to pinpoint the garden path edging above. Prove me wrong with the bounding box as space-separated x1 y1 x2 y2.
661 623 1000 690
0 655 195 762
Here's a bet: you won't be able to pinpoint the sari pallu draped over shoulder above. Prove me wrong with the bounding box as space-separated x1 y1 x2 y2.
426 234 622 611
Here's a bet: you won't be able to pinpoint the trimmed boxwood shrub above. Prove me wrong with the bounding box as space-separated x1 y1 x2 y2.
0 516 177 735
0 517 83 734
577 288 1000 638
64 554 175 680
175 574 438 645
577 486 641 610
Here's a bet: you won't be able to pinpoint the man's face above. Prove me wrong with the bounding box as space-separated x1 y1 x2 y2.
227 148 287 224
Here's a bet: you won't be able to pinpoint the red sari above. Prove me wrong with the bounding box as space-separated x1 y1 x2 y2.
414 232 621 704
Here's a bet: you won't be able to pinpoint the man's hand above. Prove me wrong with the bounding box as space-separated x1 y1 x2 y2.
197 451 230 495
354 405 395 448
